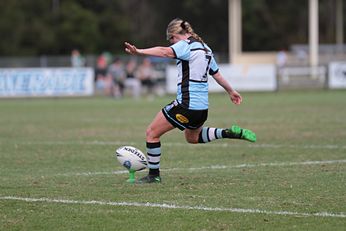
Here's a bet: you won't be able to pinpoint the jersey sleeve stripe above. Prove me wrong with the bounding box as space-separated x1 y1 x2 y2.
171 47 177 58
209 68 219 75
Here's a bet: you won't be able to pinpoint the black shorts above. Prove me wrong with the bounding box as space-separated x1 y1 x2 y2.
162 100 208 131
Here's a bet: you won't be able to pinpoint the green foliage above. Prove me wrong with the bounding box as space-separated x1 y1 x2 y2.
0 0 344 55
0 0 55 55
56 1 100 53
242 0 309 51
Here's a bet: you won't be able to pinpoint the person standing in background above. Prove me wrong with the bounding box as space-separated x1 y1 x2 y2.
71 49 85 67
124 59 141 99
108 58 126 98
137 58 156 98
95 54 113 96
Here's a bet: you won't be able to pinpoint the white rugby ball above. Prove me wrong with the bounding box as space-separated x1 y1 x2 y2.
115 146 147 171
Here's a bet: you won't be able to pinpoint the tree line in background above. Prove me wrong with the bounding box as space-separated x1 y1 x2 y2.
0 0 344 56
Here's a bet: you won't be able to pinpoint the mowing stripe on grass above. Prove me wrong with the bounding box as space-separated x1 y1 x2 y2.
15 141 346 150
57 159 346 177
0 196 345 218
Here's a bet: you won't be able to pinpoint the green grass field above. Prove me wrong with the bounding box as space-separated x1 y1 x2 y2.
0 90 345 230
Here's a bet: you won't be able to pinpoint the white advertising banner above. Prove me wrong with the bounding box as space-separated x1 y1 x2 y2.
166 64 276 94
328 62 346 89
0 67 94 97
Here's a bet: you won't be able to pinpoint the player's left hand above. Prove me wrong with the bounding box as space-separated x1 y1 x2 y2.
230 90 242 105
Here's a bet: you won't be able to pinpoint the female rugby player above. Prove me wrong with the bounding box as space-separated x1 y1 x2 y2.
125 18 256 183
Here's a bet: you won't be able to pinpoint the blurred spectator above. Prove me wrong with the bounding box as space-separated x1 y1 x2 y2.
276 49 287 69
95 54 112 96
108 58 126 98
71 49 85 67
276 49 287 82
102 51 113 66
137 58 156 97
124 59 141 99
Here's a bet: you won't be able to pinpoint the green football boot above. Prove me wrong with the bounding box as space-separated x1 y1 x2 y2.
229 125 257 142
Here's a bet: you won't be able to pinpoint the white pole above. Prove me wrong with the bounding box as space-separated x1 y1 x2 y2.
229 0 242 64
309 0 319 67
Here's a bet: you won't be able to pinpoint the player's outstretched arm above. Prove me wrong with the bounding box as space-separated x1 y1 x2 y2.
124 42 174 58
212 71 242 105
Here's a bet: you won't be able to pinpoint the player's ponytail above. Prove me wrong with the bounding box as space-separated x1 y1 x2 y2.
166 18 205 44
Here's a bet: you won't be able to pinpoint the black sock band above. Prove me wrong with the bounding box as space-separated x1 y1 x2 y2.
222 129 242 139
149 168 160 176
198 131 205 143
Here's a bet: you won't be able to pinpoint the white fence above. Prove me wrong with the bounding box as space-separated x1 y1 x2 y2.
0 62 345 98
280 66 327 84
0 67 94 98
166 64 277 94
328 62 346 89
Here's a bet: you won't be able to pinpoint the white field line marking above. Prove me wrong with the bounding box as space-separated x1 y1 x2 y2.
0 196 345 218
14 141 346 150
57 159 346 177
57 170 129 176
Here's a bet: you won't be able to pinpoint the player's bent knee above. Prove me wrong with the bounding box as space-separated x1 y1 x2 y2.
146 126 159 142
146 127 154 139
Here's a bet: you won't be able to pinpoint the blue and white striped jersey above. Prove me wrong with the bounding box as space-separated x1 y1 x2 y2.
170 37 219 110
